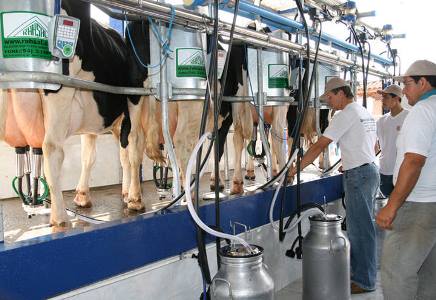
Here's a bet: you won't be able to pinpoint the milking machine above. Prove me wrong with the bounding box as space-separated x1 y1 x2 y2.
12 147 50 217
0 0 79 218
0 1 62 90
148 2 208 202
245 29 292 180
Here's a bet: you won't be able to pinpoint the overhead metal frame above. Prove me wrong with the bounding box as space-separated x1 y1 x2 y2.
82 0 391 78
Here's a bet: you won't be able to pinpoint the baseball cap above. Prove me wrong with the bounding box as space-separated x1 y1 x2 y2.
393 60 436 82
320 77 350 100
377 84 402 98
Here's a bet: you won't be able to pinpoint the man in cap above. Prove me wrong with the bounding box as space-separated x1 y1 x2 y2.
291 77 379 294
376 84 408 197
376 60 436 300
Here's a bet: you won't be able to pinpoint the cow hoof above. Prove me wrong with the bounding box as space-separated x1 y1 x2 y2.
230 181 244 195
73 192 92 208
210 184 225 192
122 193 129 204
50 215 69 228
127 200 145 211
245 170 256 181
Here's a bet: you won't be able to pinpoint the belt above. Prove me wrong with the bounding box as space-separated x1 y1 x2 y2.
346 162 371 172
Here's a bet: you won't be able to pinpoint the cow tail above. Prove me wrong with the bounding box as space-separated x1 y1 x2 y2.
120 108 131 148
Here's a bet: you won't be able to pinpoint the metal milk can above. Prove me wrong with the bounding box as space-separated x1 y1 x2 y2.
211 244 274 300
303 214 350 300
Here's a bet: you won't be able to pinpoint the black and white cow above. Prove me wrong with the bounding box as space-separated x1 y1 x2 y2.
0 0 147 226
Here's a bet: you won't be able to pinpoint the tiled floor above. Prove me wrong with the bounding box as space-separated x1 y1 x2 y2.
277 273 384 299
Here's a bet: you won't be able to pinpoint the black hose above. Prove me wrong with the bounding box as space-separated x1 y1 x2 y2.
349 25 367 107
279 10 323 242
193 0 241 286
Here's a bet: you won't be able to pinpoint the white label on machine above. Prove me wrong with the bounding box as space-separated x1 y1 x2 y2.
268 64 289 88
0 12 51 59
48 15 80 59
175 47 206 78
217 49 226 79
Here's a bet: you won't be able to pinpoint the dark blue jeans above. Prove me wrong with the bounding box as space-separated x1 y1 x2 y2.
343 163 380 290
380 174 394 197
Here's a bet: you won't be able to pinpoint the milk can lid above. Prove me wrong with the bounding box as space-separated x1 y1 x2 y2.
309 213 342 222
219 244 263 258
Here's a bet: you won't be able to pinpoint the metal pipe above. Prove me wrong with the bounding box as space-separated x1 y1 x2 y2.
223 139 229 182
159 25 181 199
222 95 294 102
0 203 3 243
223 0 391 65
0 71 154 95
16 152 25 178
85 0 391 77
256 48 272 180
314 61 321 136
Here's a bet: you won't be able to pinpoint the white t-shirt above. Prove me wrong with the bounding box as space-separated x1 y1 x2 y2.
323 102 377 170
376 110 409 175
393 95 436 203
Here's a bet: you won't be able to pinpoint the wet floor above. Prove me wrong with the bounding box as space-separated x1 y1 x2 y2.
1 165 325 244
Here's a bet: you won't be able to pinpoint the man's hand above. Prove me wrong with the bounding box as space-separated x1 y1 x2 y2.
376 203 398 230
290 166 297 177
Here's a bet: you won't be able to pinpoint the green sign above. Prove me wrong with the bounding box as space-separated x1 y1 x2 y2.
176 47 206 78
1 12 51 59
268 64 289 88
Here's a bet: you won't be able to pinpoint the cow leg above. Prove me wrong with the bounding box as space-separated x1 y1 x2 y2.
230 123 245 195
210 153 225 192
119 146 131 204
0 89 8 141
271 106 289 175
111 119 131 203
173 102 204 193
270 137 279 177
245 151 256 181
73 134 97 208
42 88 75 227
126 102 145 211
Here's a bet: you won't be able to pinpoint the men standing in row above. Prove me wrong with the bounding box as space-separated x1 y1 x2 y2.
376 84 408 197
376 60 436 300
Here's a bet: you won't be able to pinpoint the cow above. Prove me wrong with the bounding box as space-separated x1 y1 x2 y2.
74 17 218 206
208 42 290 195
0 0 145 226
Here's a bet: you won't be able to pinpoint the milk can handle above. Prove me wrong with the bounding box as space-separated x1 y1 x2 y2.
212 277 234 299
329 236 347 253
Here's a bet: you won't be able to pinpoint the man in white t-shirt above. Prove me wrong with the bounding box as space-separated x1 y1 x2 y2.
291 77 379 294
376 84 408 197
376 60 436 300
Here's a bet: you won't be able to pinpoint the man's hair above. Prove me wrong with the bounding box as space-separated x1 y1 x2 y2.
331 86 354 99
388 93 401 100
410 75 436 88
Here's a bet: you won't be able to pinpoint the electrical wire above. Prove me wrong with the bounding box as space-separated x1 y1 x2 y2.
349 25 367 107
124 6 175 69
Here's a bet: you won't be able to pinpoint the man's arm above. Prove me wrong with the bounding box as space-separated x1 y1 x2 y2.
376 152 426 229
291 136 331 176
375 140 380 155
